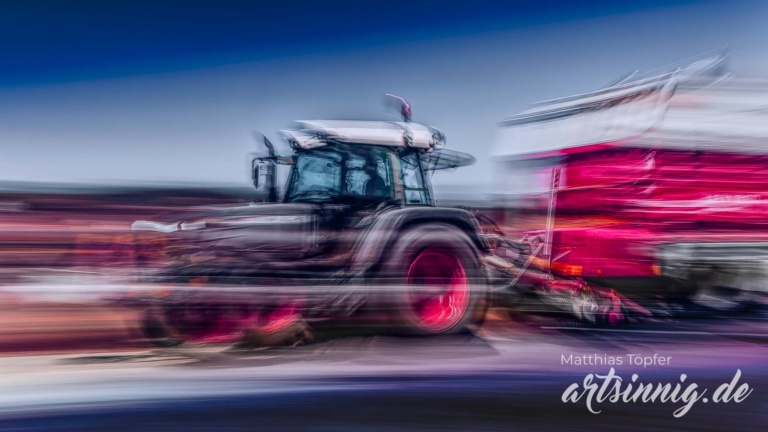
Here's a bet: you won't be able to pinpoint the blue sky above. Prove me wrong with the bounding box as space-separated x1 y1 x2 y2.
1 0 766 187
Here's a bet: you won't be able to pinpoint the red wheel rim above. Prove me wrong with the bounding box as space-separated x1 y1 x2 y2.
181 302 301 344
258 303 301 335
406 248 470 333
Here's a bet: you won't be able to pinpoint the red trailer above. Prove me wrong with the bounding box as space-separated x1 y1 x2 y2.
493 54 768 310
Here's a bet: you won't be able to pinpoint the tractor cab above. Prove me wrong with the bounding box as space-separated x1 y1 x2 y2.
253 119 475 207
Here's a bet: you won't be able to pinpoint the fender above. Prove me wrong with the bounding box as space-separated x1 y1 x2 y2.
350 206 491 278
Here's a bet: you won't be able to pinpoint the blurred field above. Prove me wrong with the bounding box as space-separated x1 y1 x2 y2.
0 294 139 356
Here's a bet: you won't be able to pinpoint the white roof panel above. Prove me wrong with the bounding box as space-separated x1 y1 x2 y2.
286 120 441 151
494 55 768 159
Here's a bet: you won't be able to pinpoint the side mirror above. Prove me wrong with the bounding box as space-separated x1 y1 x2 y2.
251 159 261 189
252 158 278 202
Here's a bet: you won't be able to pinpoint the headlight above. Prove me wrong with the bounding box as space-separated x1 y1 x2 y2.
180 221 207 231
429 127 445 148
131 221 179 233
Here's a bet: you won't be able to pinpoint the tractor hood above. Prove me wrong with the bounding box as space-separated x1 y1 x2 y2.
132 203 340 259
132 203 317 233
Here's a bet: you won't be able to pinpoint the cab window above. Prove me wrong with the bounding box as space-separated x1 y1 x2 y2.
345 148 393 199
400 152 431 205
285 152 342 202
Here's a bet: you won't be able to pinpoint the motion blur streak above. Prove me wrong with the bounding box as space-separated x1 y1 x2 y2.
2 1 768 431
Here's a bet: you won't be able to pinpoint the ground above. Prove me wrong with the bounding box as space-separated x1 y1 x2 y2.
0 282 767 431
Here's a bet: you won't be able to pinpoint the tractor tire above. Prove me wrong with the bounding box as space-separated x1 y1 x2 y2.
380 223 488 335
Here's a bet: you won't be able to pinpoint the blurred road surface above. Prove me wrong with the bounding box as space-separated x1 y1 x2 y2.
1 281 767 431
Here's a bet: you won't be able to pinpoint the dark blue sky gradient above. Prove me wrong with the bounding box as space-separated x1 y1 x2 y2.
0 0 765 187
2 0 713 85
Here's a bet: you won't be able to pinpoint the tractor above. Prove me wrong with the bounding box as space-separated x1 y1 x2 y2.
129 98 497 346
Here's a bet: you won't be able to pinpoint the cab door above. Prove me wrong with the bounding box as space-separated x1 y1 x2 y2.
398 151 433 206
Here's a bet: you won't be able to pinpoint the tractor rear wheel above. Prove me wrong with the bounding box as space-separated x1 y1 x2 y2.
381 224 488 335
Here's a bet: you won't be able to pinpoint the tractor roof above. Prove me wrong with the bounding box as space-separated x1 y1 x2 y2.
280 120 444 152
423 148 476 171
